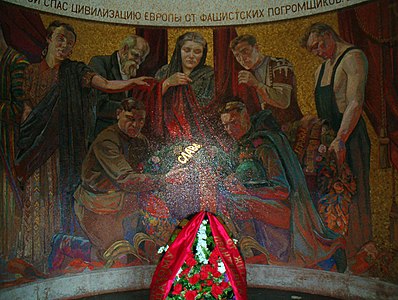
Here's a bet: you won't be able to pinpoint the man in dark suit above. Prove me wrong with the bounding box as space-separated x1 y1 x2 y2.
89 35 150 140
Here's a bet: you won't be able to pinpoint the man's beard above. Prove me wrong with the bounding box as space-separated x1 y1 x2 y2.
121 59 138 78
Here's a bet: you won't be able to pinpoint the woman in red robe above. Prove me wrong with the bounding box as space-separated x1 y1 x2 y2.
150 32 218 146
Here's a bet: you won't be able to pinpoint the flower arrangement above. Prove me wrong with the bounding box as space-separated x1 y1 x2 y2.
316 143 356 236
281 117 357 236
159 218 236 300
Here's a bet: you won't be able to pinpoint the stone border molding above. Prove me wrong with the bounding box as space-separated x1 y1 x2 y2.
1 265 398 299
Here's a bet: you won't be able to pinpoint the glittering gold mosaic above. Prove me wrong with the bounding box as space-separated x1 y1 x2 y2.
38 10 398 282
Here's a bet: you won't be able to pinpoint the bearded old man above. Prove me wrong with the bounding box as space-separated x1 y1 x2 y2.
89 35 150 141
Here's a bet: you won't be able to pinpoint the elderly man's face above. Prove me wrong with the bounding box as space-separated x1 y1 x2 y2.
221 109 251 141
232 41 261 70
117 109 146 138
120 38 148 78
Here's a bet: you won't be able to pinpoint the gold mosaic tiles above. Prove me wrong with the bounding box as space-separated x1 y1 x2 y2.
39 12 397 269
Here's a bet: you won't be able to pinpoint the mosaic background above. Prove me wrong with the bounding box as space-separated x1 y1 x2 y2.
40 10 398 280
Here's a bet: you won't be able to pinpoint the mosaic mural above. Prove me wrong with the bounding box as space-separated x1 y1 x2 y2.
0 0 397 292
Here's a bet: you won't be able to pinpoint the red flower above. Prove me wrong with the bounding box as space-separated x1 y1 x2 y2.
181 267 190 276
220 281 230 289
188 273 200 285
185 290 198 300
205 279 213 286
333 181 345 194
211 269 222 278
211 284 224 298
172 283 183 295
186 255 197 267
209 249 219 266
200 268 209 280
201 264 213 273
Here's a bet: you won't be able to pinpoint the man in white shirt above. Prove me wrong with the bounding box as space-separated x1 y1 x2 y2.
230 34 302 125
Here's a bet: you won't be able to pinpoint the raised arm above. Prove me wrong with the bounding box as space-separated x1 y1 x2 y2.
254 78 292 109
90 74 151 93
238 58 295 110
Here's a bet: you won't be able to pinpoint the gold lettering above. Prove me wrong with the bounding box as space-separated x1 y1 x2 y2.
181 152 192 160
178 155 188 164
177 143 203 164
184 148 196 156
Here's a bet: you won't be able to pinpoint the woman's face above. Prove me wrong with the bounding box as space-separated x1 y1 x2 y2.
180 40 204 74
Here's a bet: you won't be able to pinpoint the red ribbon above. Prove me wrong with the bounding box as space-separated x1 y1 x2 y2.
149 212 247 300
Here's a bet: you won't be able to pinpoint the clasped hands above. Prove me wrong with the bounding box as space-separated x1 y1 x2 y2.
164 72 193 87
238 70 260 87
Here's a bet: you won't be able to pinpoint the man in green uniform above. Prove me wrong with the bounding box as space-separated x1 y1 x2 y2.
220 100 346 271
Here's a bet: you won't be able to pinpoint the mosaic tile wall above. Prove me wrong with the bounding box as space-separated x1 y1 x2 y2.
40 11 398 276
